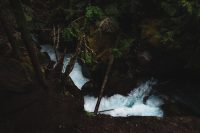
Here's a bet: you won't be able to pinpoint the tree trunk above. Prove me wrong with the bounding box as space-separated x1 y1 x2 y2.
9 0 47 89
94 54 114 114
0 7 20 59
62 35 84 93
53 25 59 62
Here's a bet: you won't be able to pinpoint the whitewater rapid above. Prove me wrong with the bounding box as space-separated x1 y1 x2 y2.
84 80 164 117
62 56 89 89
40 44 89 89
41 44 164 117
40 44 60 62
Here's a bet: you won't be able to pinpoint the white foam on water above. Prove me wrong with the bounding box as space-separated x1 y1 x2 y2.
62 56 89 89
40 44 60 62
41 45 163 117
40 44 89 89
84 80 164 117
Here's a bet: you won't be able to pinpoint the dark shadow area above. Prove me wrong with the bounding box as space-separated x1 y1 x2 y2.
0 0 200 132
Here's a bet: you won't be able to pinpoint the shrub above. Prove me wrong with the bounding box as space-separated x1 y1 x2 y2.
85 5 104 23
63 27 79 42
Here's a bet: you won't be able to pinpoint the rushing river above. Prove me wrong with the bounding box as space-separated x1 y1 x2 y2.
84 80 164 117
40 44 89 89
41 45 164 117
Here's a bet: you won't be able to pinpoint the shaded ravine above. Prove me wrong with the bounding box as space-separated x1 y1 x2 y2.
40 44 89 89
41 45 164 117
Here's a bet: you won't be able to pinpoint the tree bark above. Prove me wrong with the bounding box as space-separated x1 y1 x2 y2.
9 0 47 89
61 35 84 94
0 10 20 60
94 54 114 114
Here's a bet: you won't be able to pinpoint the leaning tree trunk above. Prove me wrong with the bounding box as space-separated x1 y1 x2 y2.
94 54 114 114
9 0 47 89
0 6 20 59
53 25 59 62
62 35 84 94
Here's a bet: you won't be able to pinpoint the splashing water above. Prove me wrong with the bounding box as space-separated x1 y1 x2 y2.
84 80 164 117
40 45 89 89
40 44 60 62
40 45 164 117
62 56 89 89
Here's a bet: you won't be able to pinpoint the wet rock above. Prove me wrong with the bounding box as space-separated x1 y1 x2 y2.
105 72 137 96
38 51 51 65
82 81 98 96
36 30 52 44
64 77 84 110
82 59 137 97
77 58 92 79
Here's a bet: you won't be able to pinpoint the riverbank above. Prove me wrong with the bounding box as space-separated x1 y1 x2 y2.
0 86 200 133
0 57 199 133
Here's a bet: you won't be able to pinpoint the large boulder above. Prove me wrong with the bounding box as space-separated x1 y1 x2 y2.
82 58 138 97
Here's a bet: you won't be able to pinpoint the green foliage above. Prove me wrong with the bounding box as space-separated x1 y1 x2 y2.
119 38 134 51
161 31 174 44
161 0 200 16
81 51 93 64
63 27 79 42
178 0 200 17
161 2 177 16
113 38 134 58
112 48 122 58
85 52 93 64
105 4 119 17
85 111 95 117
24 13 32 22
85 5 104 22
179 0 193 13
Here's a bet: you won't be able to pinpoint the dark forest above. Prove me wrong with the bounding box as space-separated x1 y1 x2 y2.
0 0 200 132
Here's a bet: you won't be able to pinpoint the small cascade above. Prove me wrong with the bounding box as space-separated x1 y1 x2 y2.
40 45 89 89
62 55 89 89
40 45 164 117
84 80 164 117
40 44 60 62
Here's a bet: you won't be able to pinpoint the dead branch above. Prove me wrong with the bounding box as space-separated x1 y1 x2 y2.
53 25 56 46
96 49 109 60
56 26 60 49
70 16 84 26
84 42 96 55
98 109 114 113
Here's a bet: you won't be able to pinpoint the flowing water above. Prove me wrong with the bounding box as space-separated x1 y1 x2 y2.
62 56 89 89
41 45 164 117
40 44 89 89
40 44 60 62
84 80 164 117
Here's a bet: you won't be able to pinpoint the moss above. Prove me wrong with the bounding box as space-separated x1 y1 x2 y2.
85 111 95 117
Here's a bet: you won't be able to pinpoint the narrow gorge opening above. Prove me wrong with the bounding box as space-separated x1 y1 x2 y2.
41 45 164 117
